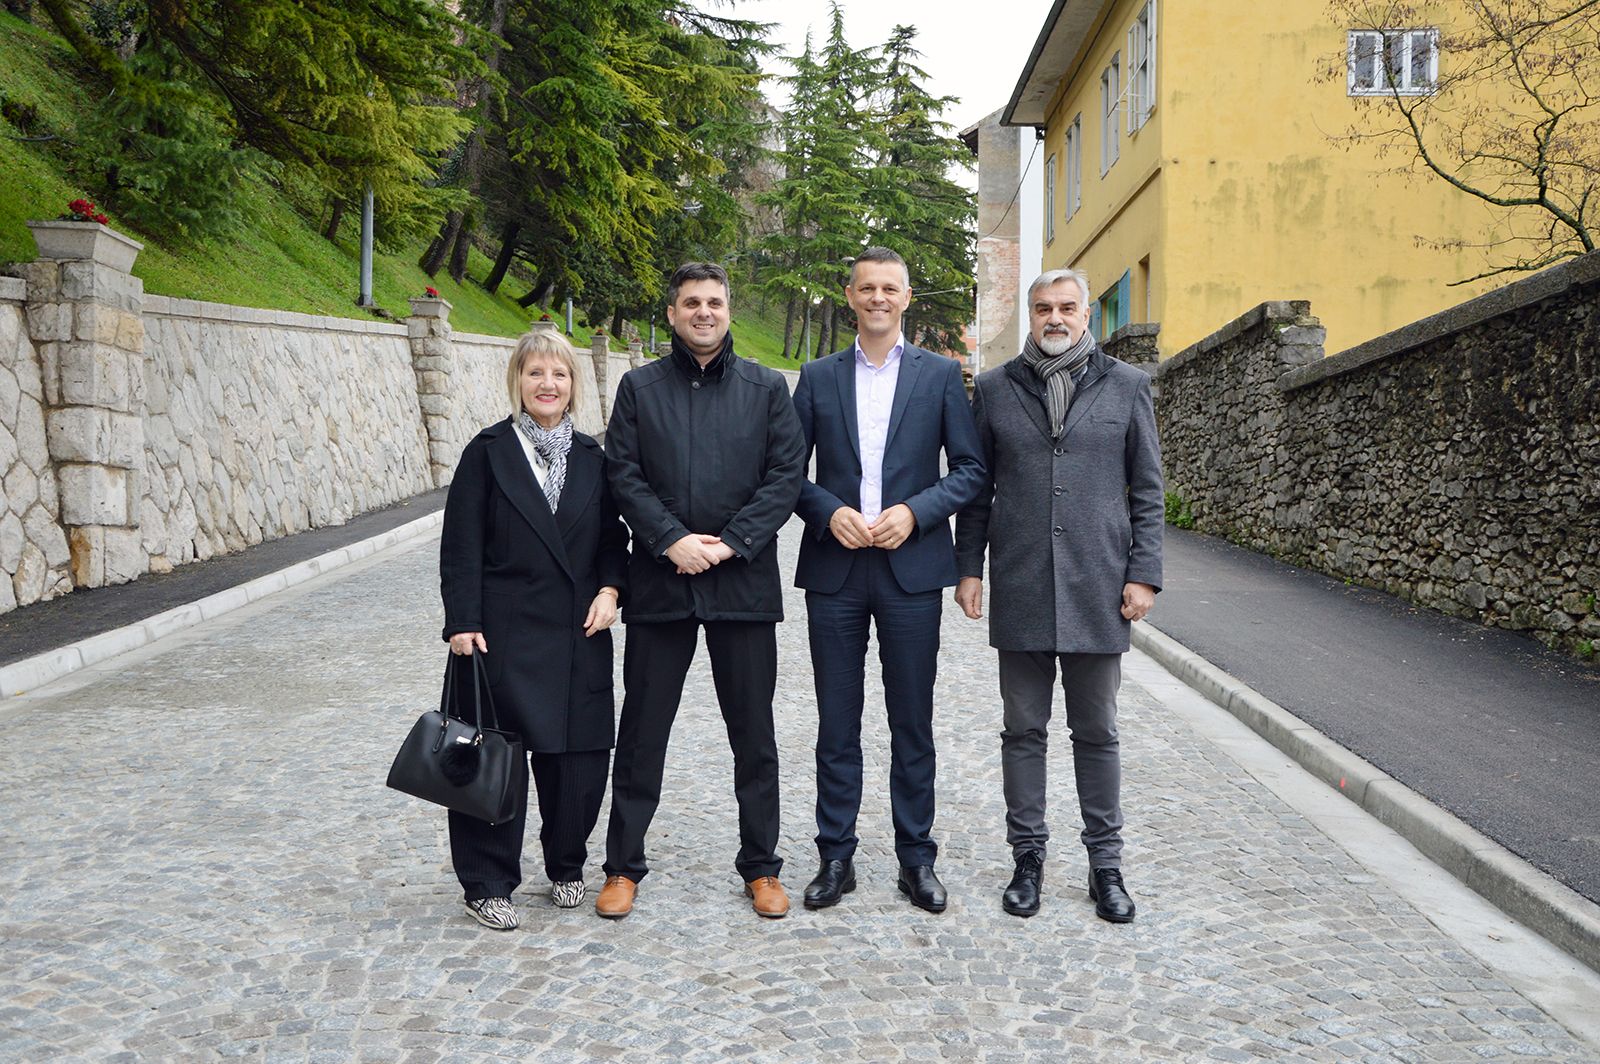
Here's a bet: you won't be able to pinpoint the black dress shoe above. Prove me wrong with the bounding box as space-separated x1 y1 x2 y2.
1001 849 1044 917
897 864 947 913
1088 867 1136 923
803 859 856 909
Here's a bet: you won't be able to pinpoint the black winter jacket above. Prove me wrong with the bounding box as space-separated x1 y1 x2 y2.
605 339 805 622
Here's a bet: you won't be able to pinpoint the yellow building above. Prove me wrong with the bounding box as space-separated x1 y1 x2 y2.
1005 0 1527 357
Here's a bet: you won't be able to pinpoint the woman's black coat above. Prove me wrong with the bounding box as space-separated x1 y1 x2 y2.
439 420 629 753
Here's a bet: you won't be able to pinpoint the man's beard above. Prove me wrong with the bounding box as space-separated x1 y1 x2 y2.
1037 329 1077 356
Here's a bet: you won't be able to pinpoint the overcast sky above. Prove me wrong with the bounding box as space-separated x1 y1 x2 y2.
735 0 1058 134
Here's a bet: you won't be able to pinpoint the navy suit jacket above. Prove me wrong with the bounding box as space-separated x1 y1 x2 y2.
791 343 986 595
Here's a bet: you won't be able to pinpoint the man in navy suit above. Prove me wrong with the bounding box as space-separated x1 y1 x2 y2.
790 247 986 912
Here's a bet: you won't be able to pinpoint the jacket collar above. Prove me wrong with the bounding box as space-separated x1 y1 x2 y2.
488 426 572 579
669 332 734 381
1002 345 1115 443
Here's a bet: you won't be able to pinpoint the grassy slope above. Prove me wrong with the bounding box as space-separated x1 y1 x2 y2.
0 11 800 364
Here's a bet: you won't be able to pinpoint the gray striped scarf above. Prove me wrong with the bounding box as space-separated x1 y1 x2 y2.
516 412 573 510
1020 329 1095 438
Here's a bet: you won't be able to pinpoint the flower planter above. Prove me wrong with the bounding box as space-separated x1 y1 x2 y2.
407 296 452 318
26 220 143 272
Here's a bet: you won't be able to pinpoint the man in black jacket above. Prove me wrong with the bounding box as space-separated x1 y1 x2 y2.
596 262 806 919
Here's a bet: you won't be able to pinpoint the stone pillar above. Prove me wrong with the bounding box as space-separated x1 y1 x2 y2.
1102 322 1162 399
16 221 148 588
406 296 456 487
627 339 645 368
590 329 610 422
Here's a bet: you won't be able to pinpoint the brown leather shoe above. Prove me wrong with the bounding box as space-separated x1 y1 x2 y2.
595 875 636 919
744 875 789 918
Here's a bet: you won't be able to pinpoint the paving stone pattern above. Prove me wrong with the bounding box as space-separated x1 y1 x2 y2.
1 523 1595 1062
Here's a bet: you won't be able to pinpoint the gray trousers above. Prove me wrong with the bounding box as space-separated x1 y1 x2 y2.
997 651 1123 868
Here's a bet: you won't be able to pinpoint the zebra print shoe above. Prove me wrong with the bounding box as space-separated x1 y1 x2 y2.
464 897 519 930
550 880 586 909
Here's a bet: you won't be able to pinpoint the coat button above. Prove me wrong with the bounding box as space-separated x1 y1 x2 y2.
691 380 702 389
1053 447 1065 456
1053 486 1063 496
1053 526 1063 536
743 536 752 545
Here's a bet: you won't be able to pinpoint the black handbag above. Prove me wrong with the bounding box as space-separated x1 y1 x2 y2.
387 651 527 824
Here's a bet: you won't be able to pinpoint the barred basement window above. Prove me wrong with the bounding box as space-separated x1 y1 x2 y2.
1348 28 1438 96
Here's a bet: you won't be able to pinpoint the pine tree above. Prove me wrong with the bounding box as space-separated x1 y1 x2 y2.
480 0 767 317
866 25 976 353
41 0 476 239
758 4 873 359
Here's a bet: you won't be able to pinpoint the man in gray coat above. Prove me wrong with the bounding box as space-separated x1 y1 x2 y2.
954 267 1164 922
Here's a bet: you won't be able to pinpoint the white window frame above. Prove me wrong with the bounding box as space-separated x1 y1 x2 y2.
1064 115 1082 220
1128 1 1157 132
1045 152 1057 243
1347 28 1438 96
1100 53 1121 175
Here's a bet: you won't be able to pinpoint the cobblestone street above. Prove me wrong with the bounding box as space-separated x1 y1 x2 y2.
1 523 1596 1063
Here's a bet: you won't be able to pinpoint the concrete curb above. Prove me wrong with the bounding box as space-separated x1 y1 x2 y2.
1132 619 1600 976
0 511 444 700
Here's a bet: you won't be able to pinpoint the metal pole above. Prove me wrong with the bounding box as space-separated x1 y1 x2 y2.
649 315 656 352
973 282 982 375
358 183 374 307
565 296 574 336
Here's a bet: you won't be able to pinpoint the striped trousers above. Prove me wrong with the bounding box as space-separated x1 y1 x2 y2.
448 749 609 901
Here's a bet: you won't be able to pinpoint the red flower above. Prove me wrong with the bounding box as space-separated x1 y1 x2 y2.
93 213 109 225
424 286 439 297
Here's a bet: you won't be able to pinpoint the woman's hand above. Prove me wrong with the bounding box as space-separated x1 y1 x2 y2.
583 587 620 637
450 632 487 656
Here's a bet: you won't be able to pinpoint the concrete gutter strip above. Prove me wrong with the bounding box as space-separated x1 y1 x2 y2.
0 511 444 700
1132 620 1600 976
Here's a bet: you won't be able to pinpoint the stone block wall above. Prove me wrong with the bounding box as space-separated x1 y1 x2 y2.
140 298 434 569
1102 322 1162 377
0 277 71 610
1156 254 1600 656
0 221 633 616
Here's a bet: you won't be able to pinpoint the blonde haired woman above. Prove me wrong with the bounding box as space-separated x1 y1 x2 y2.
438 329 628 929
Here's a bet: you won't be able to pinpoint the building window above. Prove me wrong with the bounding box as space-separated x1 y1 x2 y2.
1045 152 1057 243
1128 1 1156 132
1348 29 1437 95
1097 270 1131 340
1100 53 1121 174
1064 115 1082 219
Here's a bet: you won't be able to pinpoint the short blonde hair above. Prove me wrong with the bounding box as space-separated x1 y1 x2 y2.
506 329 582 420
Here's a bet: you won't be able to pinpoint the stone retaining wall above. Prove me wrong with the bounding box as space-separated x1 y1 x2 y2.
1156 253 1600 656
0 277 71 610
139 297 433 570
0 225 636 614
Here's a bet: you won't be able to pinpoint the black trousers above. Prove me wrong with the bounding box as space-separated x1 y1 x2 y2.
603 618 782 883
806 549 942 866
449 749 609 902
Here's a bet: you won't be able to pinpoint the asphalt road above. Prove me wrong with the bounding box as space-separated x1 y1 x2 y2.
1152 526 1600 905
0 487 447 667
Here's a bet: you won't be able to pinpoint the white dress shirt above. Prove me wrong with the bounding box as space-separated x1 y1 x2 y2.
854 334 905 522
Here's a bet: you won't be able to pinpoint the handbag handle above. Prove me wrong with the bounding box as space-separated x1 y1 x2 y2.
468 650 504 734
431 650 505 749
